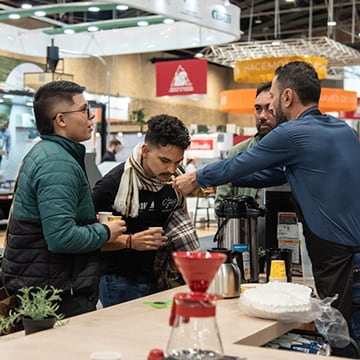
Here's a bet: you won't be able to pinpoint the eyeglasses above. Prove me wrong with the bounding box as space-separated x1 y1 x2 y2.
52 106 91 120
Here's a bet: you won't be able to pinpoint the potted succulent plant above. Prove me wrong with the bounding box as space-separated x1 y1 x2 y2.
0 285 64 336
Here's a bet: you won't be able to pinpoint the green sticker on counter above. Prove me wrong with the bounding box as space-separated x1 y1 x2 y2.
143 300 172 309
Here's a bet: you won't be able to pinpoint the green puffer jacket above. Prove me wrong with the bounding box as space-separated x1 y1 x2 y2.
214 134 260 211
2 134 109 298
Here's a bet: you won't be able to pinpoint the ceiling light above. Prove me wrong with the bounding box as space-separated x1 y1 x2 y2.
21 3 32 9
194 52 204 58
163 18 175 24
327 21 337 26
255 17 262 24
137 21 149 27
9 14 20 19
88 26 99 32
116 5 129 11
64 28 75 34
88 7 100 12
34 10 46 17
271 40 281 46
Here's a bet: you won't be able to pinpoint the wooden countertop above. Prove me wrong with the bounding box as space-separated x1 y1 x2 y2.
0 286 343 360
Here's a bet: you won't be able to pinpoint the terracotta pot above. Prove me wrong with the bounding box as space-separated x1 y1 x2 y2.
22 316 56 335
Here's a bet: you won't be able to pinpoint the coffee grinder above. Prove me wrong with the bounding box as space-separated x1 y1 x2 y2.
166 251 226 360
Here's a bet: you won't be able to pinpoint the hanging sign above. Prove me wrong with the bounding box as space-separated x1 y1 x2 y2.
319 88 357 113
220 87 357 114
234 56 328 83
156 59 207 97
342 98 360 120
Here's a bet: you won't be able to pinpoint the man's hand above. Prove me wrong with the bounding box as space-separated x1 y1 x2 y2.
173 171 199 195
102 219 127 249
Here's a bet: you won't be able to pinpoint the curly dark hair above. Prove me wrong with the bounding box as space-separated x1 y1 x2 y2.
33 80 86 135
145 114 191 150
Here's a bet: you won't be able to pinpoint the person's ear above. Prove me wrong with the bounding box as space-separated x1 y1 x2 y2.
283 89 293 105
53 113 66 128
141 143 149 158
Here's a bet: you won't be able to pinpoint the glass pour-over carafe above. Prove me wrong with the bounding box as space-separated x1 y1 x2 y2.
166 251 226 360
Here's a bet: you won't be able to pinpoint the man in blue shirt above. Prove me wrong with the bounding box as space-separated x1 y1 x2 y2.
174 61 360 358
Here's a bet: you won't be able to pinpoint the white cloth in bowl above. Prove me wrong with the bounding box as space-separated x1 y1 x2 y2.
239 282 319 322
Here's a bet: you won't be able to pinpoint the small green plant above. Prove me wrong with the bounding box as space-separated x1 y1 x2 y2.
0 286 64 335
130 108 145 132
258 246 266 258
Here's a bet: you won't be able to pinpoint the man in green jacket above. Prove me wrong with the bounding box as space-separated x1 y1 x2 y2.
1 81 126 318
215 82 277 210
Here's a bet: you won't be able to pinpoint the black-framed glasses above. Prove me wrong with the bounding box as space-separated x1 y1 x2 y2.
52 106 91 120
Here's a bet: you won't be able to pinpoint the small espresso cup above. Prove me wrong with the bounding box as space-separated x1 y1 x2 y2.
265 248 293 283
98 211 113 224
148 227 163 236
108 215 122 221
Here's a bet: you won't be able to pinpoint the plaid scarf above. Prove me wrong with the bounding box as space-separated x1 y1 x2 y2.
153 208 200 290
113 143 185 217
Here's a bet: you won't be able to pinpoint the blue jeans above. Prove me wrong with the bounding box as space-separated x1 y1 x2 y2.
99 274 157 307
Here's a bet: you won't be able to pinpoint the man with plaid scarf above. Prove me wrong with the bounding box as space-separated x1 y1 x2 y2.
92 114 199 307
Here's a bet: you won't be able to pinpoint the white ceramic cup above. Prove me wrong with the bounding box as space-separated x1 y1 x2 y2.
98 211 113 224
90 351 122 360
148 227 163 236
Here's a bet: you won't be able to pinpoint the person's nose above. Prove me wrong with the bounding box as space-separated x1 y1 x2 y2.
167 163 178 174
259 108 269 120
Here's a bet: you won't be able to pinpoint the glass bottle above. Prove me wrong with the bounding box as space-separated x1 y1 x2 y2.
166 292 223 360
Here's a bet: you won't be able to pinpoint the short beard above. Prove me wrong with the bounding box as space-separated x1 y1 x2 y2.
275 98 288 124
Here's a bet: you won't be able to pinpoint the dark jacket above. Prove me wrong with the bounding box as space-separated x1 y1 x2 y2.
92 162 179 278
101 150 116 162
2 135 109 300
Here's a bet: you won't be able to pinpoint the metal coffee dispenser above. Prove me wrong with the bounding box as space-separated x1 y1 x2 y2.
215 196 266 283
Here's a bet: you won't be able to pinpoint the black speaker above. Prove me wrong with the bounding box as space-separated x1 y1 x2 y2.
46 45 59 72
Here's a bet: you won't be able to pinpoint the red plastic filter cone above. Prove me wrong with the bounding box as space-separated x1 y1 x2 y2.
172 251 226 293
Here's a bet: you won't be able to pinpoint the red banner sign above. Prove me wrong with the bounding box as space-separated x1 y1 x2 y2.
156 59 207 97
189 139 214 151
343 98 360 120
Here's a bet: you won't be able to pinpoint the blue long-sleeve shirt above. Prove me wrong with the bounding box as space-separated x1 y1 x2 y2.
197 108 360 247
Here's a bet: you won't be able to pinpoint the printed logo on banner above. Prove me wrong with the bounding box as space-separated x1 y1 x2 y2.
169 65 194 93
156 59 207 97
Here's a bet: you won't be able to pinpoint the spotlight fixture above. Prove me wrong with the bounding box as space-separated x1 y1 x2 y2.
163 18 175 24
21 3 32 9
137 21 149 27
88 26 99 32
116 5 129 11
327 21 337 26
88 7 100 12
34 10 46 17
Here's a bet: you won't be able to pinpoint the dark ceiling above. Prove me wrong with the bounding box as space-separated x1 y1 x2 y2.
0 1 359 52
